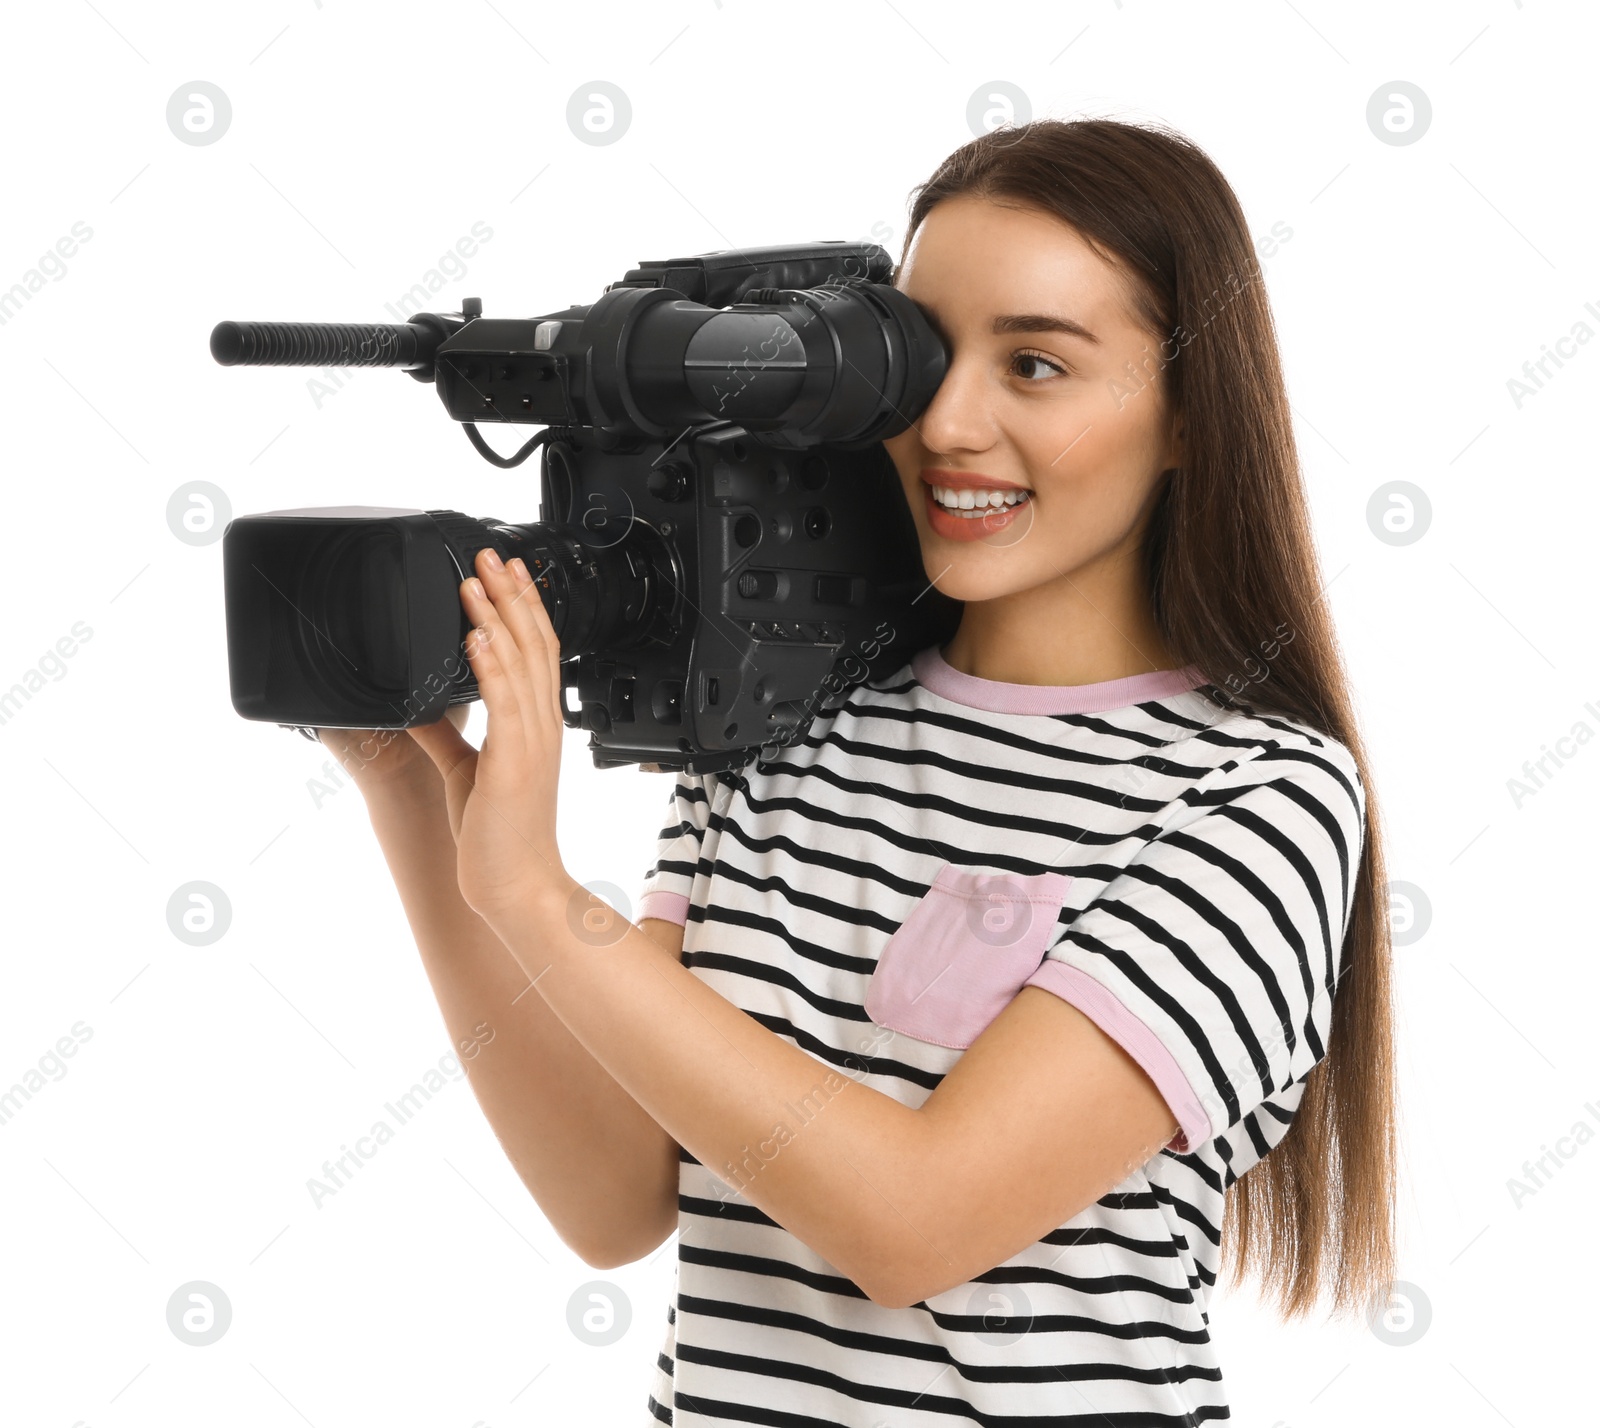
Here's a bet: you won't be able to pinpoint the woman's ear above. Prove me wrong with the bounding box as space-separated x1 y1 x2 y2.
1164 413 1185 472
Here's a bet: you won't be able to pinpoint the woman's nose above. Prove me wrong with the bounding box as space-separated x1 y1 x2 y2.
913 359 995 457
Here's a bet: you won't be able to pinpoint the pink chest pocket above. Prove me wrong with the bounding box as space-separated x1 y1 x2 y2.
864 863 1074 1050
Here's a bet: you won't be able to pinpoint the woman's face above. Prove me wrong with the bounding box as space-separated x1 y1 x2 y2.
883 195 1182 603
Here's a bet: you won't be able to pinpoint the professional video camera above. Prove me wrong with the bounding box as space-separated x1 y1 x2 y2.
211 241 961 773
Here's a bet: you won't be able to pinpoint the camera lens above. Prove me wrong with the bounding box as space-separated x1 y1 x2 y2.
296 526 413 706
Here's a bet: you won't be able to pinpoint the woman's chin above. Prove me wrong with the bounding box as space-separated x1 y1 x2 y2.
913 558 1008 605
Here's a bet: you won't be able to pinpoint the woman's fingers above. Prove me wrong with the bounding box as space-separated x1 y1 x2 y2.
508 556 566 726
474 548 563 729
475 548 540 652
460 579 528 756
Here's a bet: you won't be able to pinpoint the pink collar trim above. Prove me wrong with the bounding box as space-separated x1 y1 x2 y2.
910 643 1210 716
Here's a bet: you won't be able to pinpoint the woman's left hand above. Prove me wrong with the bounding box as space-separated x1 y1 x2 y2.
408 546 570 922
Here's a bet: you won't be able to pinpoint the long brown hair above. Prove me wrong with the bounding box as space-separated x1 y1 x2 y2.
898 116 1398 1323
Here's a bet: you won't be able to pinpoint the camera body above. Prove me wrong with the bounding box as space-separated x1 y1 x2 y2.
215 241 961 774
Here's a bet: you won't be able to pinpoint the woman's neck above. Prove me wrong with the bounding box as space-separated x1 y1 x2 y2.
939 562 1178 688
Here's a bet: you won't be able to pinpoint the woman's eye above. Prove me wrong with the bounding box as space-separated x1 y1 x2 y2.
1011 351 1067 382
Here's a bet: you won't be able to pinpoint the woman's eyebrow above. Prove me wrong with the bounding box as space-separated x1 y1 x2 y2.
991 312 1101 344
910 299 1101 347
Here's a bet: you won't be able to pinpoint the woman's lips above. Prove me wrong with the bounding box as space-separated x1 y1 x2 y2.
923 484 1031 542
919 467 1031 492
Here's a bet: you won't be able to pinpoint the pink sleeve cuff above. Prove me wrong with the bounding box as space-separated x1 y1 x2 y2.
637 890 690 926
1022 959 1212 1154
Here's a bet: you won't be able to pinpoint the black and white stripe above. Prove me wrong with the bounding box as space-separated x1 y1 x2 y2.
636 650 1364 1425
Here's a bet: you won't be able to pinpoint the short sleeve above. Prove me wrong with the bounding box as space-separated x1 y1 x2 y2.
1021 746 1366 1154
635 771 721 926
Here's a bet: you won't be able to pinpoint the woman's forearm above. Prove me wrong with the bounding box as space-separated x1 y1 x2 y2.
480 873 930 1307
358 768 681 1266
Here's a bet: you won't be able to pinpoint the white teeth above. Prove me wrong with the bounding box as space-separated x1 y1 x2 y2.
931 484 1031 515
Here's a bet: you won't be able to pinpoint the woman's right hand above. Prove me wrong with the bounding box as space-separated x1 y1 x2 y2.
317 704 471 799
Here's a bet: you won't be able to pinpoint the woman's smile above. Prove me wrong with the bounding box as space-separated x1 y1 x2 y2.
919 467 1035 542
922 482 1033 541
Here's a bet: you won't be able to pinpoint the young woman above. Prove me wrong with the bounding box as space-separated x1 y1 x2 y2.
329 117 1398 1424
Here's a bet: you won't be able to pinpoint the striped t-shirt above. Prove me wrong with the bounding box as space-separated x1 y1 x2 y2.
634 640 1365 1425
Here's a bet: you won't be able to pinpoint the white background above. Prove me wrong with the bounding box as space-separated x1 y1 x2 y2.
1 1 1593 1424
